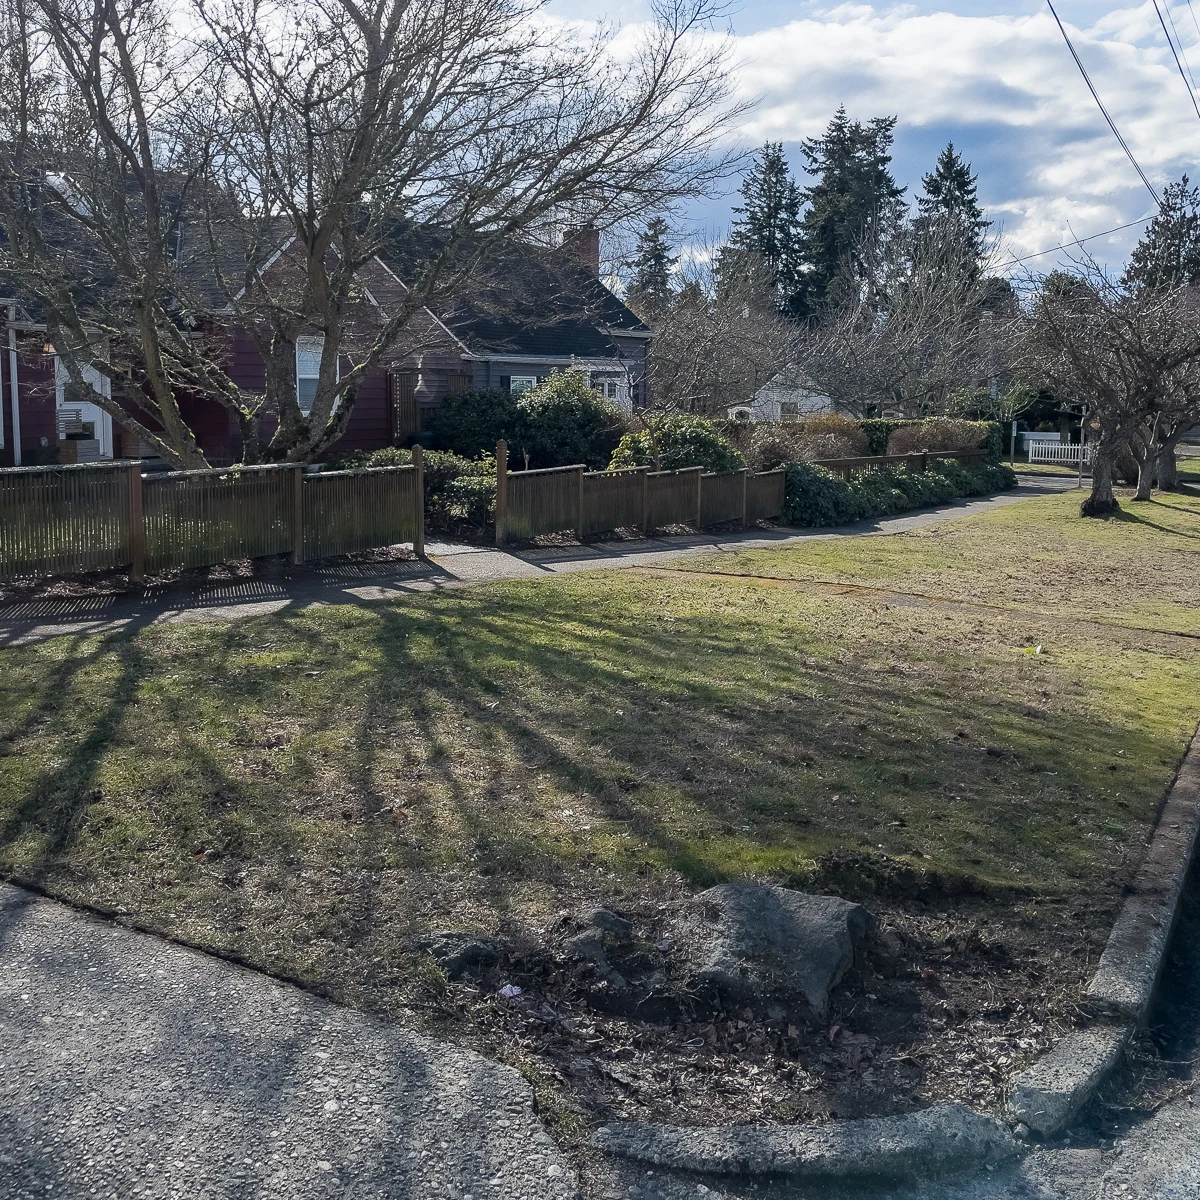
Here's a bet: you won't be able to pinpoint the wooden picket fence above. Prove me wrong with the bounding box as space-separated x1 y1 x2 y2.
493 440 786 545
0 456 425 583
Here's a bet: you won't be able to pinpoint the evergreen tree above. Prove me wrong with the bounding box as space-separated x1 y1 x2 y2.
729 142 805 316
626 216 677 320
795 107 905 317
917 142 989 265
1123 176 1200 291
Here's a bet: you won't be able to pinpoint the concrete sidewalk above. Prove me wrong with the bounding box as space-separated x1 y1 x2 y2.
0 883 579 1199
0 476 1075 647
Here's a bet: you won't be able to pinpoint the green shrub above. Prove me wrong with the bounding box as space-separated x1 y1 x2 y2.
427 475 496 533
611 412 745 473
858 419 915 456
784 460 1016 527
508 374 628 470
781 463 859 526
850 468 912 517
981 421 1004 462
427 389 520 459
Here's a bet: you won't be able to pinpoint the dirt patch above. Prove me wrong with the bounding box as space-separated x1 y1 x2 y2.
389 881 1096 1140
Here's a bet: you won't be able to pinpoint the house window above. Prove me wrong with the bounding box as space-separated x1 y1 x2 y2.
296 335 326 416
509 375 537 395
780 401 800 423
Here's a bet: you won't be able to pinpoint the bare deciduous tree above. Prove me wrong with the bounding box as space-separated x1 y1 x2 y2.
1019 262 1200 515
794 213 1008 418
0 0 745 466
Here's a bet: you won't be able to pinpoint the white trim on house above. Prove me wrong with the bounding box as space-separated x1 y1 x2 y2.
55 354 113 459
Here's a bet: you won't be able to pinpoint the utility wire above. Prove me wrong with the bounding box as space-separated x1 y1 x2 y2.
1046 0 1160 204
1163 0 1199 88
1187 0 1200 42
1151 0 1200 122
1004 215 1154 266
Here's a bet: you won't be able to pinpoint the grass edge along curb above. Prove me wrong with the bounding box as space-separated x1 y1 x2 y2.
589 1103 1018 1180
1007 726 1200 1137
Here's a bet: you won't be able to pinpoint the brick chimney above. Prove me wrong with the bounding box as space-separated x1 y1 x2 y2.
562 225 601 276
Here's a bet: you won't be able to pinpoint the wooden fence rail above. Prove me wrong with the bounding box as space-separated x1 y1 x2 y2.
0 458 423 584
494 442 786 546
811 448 985 481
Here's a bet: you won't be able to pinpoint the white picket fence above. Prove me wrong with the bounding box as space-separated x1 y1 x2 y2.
1029 441 1092 465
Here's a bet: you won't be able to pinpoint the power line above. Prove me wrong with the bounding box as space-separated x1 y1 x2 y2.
1187 0 1200 43
1046 0 1161 204
1004 214 1155 266
1163 0 1199 89
1151 0 1200 123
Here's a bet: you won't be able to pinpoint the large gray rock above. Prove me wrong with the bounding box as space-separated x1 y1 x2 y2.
676 884 874 1016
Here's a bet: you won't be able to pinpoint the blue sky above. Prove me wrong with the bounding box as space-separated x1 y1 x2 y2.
549 0 1200 273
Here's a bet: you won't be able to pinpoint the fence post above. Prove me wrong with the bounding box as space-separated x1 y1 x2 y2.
412 444 426 558
919 451 928 473
741 468 749 527
292 464 305 564
576 465 586 538
127 462 145 583
494 440 508 546
695 467 703 527
640 466 650 534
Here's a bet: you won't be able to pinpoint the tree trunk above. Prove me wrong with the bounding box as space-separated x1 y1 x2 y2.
1133 415 1161 501
1157 431 1182 490
1082 442 1121 517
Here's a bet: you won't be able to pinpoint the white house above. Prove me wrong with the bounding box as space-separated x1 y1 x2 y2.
727 372 837 423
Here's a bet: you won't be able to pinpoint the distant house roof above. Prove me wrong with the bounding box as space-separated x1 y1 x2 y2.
378 224 649 360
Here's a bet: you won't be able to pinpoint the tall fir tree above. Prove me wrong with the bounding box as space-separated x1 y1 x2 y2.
795 107 905 316
729 142 805 317
1123 176 1200 291
625 216 678 321
917 142 989 269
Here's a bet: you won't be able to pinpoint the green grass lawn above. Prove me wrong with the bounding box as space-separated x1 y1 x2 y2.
680 488 1200 637
1 488 1198 1126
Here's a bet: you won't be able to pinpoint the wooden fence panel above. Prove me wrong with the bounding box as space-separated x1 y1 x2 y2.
746 469 786 522
580 468 646 536
646 467 701 529
303 466 420 559
0 462 130 581
143 465 293 572
700 470 746 526
507 465 583 540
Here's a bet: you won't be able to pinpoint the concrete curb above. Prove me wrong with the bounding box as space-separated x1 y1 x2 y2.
589 1103 1019 1179
1005 728 1200 1137
1007 1022 1133 1136
1086 730 1200 1019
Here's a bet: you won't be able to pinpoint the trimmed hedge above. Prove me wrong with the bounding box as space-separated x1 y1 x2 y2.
782 458 1017 527
855 418 1004 462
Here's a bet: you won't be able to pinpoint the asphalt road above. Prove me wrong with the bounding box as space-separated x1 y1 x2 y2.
0 883 580 1200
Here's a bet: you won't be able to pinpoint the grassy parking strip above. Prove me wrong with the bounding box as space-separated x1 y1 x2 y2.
1 489 1198 1126
677 489 1200 637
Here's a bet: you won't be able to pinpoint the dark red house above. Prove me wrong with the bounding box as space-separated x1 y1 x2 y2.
0 227 650 468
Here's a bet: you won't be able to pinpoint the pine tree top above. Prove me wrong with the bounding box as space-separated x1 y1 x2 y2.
1123 175 1200 291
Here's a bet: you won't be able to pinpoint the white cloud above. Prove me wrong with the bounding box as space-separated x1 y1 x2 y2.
716 2 1200 262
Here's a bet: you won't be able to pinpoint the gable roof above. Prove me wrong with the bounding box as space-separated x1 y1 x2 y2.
378 224 649 360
